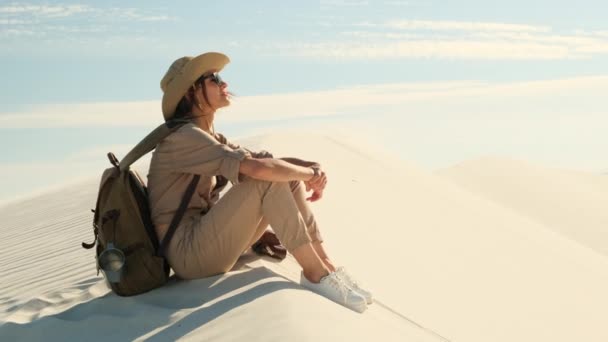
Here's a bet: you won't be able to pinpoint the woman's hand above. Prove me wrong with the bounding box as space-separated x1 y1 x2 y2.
306 188 324 202
305 167 327 202
252 150 273 159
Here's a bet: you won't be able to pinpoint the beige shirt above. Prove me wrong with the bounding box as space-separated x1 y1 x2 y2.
147 123 255 230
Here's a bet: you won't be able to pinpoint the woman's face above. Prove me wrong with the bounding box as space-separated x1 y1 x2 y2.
198 71 230 111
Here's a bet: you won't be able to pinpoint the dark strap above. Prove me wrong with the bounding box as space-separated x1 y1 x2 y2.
82 209 99 249
158 174 201 257
81 233 97 249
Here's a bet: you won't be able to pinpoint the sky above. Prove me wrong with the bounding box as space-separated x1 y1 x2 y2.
1 0 607 203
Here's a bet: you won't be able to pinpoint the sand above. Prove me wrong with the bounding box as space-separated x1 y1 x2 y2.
1 132 607 341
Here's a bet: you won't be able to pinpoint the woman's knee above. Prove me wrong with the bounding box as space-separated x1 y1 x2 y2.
243 178 293 193
237 178 273 193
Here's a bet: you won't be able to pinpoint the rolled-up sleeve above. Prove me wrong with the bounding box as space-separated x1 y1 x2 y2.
157 125 250 184
216 132 273 159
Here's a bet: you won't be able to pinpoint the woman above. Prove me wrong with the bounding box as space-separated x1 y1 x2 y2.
147 52 372 313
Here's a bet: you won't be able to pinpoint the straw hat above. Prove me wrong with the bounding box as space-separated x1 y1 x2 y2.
160 52 230 121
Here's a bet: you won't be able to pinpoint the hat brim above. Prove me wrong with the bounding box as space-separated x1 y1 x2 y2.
162 52 230 120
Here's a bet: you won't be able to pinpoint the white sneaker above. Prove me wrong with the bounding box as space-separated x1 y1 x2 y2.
300 271 367 313
336 267 373 304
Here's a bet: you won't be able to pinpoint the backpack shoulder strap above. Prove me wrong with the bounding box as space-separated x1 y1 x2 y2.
119 119 191 171
157 174 201 257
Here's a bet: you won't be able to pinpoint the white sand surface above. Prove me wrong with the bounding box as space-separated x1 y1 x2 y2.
1 132 608 341
437 157 608 256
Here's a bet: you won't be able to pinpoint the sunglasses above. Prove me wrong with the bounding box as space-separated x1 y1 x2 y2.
203 72 224 85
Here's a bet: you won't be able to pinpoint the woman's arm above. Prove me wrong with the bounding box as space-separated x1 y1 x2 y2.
218 131 321 167
239 157 317 182
278 157 320 168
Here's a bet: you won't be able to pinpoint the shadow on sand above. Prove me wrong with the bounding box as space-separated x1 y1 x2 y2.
0 264 303 341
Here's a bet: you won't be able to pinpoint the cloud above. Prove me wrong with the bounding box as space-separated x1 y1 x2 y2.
0 4 91 17
0 3 172 42
384 1 413 6
385 20 550 33
0 28 36 37
284 40 575 60
2 75 607 128
63 144 135 162
0 3 171 21
0 18 32 25
109 8 174 22
0 101 159 128
284 20 608 60
320 0 370 7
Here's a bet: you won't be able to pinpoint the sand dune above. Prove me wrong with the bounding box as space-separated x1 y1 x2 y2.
437 157 608 256
1 133 608 341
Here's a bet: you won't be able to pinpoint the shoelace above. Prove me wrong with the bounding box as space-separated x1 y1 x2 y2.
324 274 351 302
337 268 360 289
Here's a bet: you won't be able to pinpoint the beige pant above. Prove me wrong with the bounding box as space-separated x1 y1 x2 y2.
167 179 323 280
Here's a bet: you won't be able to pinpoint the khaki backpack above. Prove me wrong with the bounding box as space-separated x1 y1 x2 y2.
82 120 198 296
